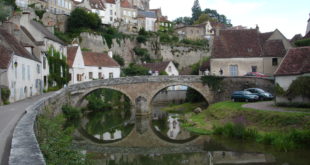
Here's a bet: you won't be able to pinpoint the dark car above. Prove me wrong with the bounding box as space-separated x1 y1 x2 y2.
244 72 269 78
245 88 274 100
231 91 259 102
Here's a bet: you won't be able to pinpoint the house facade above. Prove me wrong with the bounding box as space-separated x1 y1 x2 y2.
210 28 291 76
0 29 42 103
137 10 156 31
274 47 310 104
141 61 179 76
67 47 121 84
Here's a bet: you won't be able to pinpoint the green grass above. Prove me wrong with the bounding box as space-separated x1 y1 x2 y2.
160 102 206 114
283 107 310 112
180 101 310 151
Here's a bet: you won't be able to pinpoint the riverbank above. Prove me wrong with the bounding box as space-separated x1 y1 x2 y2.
175 101 310 151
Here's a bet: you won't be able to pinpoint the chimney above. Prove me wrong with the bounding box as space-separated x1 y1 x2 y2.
108 50 113 58
255 24 259 31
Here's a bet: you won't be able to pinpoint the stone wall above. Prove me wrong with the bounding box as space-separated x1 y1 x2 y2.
160 44 209 69
9 89 70 165
152 90 187 104
79 32 209 68
212 77 274 102
41 12 68 32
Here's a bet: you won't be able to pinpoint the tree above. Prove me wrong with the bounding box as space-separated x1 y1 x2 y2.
0 2 13 22
192 0 202 22
173 17 193 25
194 14 214 24
67 8 101 32
113 55 125 66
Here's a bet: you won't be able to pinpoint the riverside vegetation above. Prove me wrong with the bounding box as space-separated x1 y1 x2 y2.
168 101 310 152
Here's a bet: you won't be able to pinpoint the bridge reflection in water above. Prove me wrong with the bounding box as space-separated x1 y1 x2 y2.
73 113 276 165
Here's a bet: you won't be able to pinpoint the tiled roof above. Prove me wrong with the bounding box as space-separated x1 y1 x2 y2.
105 0 115 4
262 40 287 57
20 26 44 46
137 10 156 18
212 29 286 58
67 46 78 67
30 20 65 45
0 45 13 69
275 47 310 76
82 52 120 67
141 61 170 72
90 0 105 10
0 28 39 64
157 16 169 22
121 0 132 8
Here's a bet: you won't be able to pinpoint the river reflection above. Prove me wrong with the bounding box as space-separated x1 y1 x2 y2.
73 88 310 165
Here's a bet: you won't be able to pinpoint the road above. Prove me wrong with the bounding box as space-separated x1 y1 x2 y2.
0 92 53 165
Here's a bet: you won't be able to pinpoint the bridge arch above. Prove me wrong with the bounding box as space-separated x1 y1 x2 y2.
149 82 211 108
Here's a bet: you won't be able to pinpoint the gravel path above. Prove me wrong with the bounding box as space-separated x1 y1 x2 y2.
0 92 54 165
242 101 310 113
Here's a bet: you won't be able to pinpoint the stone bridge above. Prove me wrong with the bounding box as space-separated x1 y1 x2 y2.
68 76 274 115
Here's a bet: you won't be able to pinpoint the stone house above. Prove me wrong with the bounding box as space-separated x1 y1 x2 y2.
137 9 156 31
210 28 292 76
141 61 179 76
102 0 119 25
67 47 120 84
0 28 42 103
8 12 67 89
175 21 226 40
119 0 138 32
274 47 310 104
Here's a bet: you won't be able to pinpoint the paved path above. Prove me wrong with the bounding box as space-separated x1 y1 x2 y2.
0 92 54 165
243 101 310 113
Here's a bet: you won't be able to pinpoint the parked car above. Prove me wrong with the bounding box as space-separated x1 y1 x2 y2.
245 88 274 100
231 91 259 102
244 72 269 78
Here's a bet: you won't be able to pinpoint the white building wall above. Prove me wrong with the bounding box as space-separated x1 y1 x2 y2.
145 17 156 31
165 62 179 76
7 55 42 102
102 3 117 25
210 58 264 76
68 47 85 85
84 66 120 81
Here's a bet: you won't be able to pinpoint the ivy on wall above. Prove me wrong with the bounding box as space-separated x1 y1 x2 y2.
47 47 69 88
201 75 223 91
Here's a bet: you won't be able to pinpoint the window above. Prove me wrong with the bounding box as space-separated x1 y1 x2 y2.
110 10 112 15
37 64 41 74
77 74 82 81
168 66 172 72
272 58 278 66
89 72 93 79
43 56 46 69
229 65 238 76
110 17 113 21
251 66 257 72
109 72 113 78
98 72 102 79
22 64 25 80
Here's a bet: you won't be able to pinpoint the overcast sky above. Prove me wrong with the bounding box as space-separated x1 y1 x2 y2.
150 0 310 39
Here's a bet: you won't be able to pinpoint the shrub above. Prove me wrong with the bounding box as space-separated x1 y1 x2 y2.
201 75 224 91
67 8 101 33
113 54 125 66
286 76 310 98
133 47 151 62
275 83 285 96
137 35 147 43
295 38 310 47
62 105 80 120
1 87 10 104
122 63 149 76
35 10 45 19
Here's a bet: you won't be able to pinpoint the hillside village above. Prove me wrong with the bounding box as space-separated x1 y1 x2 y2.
0 0 309 106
